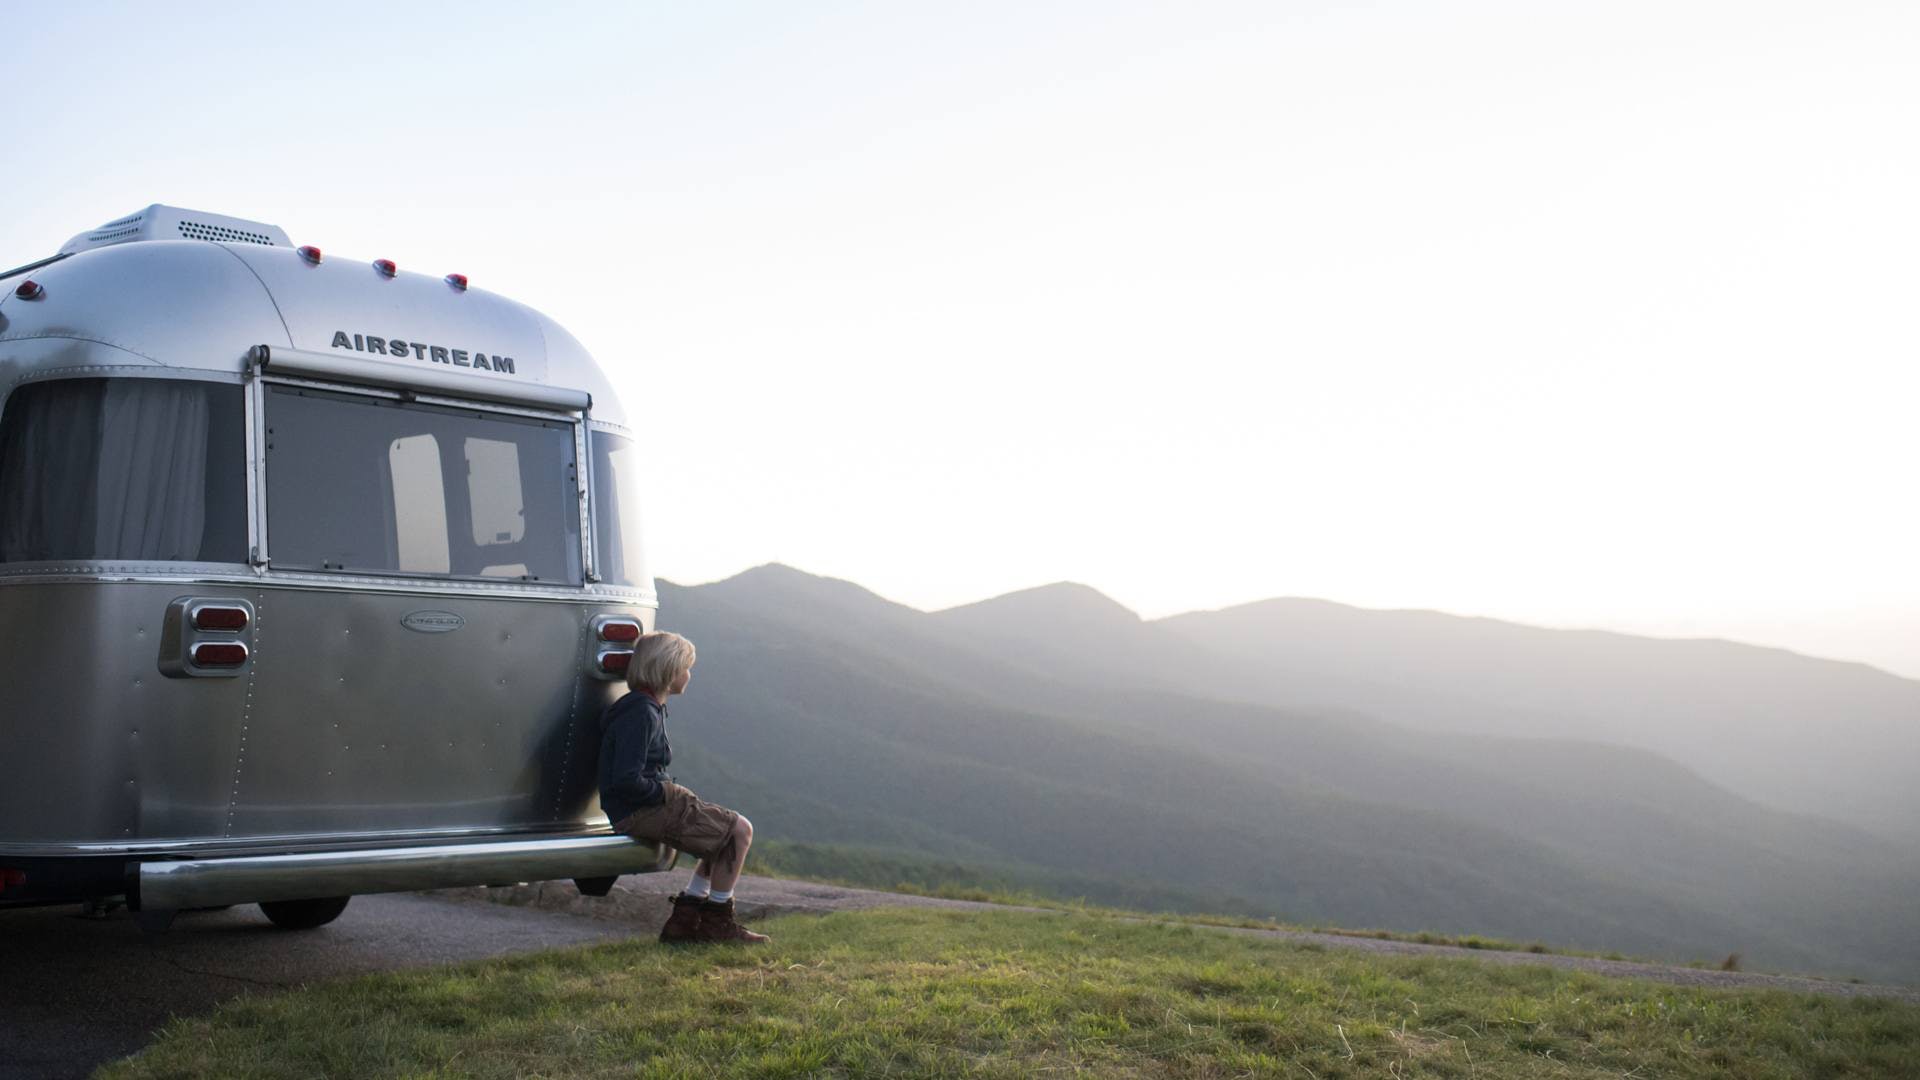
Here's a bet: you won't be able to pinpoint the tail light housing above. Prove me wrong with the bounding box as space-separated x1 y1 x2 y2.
588 615 644 680
159 597 255 678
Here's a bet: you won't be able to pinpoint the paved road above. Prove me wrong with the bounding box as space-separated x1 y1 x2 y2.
0 895 659 1080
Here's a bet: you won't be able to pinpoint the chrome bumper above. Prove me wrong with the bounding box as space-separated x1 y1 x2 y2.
136 835 671 909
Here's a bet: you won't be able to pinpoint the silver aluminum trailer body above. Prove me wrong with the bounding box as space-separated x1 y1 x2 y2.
0 207 664 926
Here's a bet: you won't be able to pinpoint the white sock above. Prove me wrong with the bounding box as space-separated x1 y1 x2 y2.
685 873 712 899
708 888 733 903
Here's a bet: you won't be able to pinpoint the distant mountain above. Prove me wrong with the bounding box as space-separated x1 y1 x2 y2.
924 582 1920 843
654 564 1920 983
1153 599 1920 842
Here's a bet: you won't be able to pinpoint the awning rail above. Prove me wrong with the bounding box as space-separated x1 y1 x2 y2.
250 344 592 412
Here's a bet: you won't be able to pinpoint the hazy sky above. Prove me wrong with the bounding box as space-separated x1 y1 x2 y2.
6 2 1917 678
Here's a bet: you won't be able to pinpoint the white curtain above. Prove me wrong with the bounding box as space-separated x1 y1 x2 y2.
0 379 210 562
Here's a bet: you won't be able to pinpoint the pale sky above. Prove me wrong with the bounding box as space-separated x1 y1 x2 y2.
6 2 1918 678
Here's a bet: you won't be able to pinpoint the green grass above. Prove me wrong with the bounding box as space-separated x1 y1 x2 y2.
103 908 1920 1079
753 840 1654 965
751 839 1078 909
749 839 1209 915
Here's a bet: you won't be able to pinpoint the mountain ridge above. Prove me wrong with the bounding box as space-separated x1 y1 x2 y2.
654 564 1920 983
1159 594 1919 686
685 565 1917 840
692 564 1920 687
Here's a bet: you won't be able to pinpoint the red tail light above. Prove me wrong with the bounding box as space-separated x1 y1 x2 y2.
373 258 397 278
14 280 44 300
297 245 323 265
192 642 249 667
445 273 468 291
191 605 249 632
599 620 642 643
0 868 25 892
599 651 633 675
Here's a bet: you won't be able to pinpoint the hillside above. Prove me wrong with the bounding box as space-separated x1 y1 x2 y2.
653 565 1920 983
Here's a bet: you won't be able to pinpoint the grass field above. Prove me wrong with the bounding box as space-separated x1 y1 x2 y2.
102 908 1919 1078
751 840 1685 967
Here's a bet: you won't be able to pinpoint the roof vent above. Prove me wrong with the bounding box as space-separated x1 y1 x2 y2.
176 219 278 245
59 204 290 255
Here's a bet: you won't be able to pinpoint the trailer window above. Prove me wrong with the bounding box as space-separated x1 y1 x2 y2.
266 385 582 583
590 430 650 588
0 378 247 564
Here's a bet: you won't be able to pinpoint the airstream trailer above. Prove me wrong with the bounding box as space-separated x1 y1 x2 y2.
0 205 667 931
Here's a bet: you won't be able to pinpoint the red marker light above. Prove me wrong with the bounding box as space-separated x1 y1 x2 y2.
0 867 25 892
599 620 641 643
297 245 323 265
192 642 249 667
14 280 44 300
599 651 633 675
191 606 250 632
445 273 468 291
373 259 397 278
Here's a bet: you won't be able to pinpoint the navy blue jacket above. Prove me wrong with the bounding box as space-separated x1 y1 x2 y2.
597 692 672 825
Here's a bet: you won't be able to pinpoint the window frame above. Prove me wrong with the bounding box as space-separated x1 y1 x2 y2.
254 373 593 587
0 371 252 568
585 423 651 590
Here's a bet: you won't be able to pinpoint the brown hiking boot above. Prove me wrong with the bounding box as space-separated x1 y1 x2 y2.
658 892 705 944
695 897 770 944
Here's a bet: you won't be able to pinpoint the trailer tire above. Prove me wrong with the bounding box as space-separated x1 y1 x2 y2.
259 896 351 930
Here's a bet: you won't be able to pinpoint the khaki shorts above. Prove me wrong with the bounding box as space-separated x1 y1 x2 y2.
614 782 742 861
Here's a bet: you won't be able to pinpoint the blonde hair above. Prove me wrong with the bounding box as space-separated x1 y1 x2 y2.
628 631 696 695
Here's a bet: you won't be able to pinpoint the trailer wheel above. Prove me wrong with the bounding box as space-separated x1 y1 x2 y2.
258 896 351 930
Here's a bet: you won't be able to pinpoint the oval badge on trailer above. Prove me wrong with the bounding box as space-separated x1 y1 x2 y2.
401 611 466 634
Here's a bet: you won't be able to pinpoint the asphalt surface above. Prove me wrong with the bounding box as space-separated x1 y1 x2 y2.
0 894 657 1080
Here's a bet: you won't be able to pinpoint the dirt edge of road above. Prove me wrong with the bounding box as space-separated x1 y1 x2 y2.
425 871 1920 1005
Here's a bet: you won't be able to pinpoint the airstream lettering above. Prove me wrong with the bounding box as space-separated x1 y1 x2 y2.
329 330 518 375
0 204 662 932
